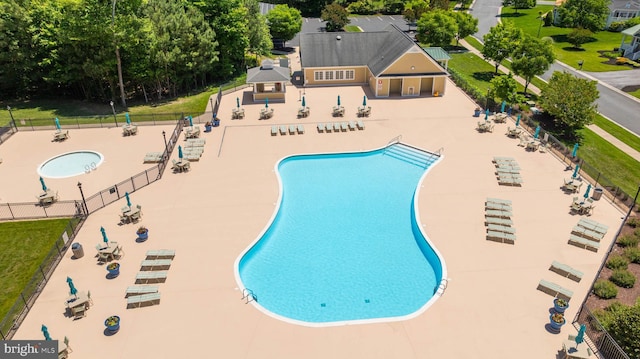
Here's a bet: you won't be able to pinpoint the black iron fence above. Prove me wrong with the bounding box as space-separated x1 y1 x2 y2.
0 217 85 340
0 201 82 221
0 122 17 144
575 307 631 359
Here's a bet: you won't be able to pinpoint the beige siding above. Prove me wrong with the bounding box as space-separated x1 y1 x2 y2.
376 78 390 97
389 79 402 95
433 77 446 96
380 53 443 76
402 78 421 96
303 67 367 86
420 78 433 93
253 92 285 101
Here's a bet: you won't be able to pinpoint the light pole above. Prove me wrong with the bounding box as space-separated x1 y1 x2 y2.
578 60 584 70
109 101 117 127
537 11 543 37
77 182 88 216
112 0 127 109
209 97 214 120
7 106 15 128
162 130 167 153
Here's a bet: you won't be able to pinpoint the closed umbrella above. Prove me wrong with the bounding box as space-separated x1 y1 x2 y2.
575 324 586 344
572 165 580 179
302 96 306 108
41 325 51 341
55 118 61 130
125 192 131 207
265 98 269 108
484 109 489 121
572 143 579 158
125 113 131 125
500 100 506 113
188 116 193 127
534 125 541 139
100 226 109 245
236 97 240 108
66 277 77 296
39 177 47 192
178 145 183 159
515 114 521 127
337 95 341 106
584 184 592 199
362 96 367 106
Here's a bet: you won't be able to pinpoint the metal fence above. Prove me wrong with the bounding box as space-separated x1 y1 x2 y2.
0 217 85 340
575 307 631 359
0 200 82 221
0 122 17 144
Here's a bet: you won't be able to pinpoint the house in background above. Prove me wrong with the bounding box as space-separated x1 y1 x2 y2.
246 59 291 102
606 0 640 27
299 25 448 98
620 24 640 60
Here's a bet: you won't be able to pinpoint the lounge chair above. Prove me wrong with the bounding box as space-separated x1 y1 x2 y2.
571 226 604 241
356 120 365 130
317 123 325 133
135 271 168 284
492 157 516 163
297 125 305 134
485 209 512 218
127 292 161 309
568 235 600 252
140 259 172 271
325 123 333 133
486 230 516 244
484 217 513 226
348 121 357 130
537 279 573 300
341 122 348 131
577 218 608 234
549 261 583 282
279 126 287 135
487 223 516 234
486 198 512 205
289 125 296 134
145 249 176 259
125 285 159 298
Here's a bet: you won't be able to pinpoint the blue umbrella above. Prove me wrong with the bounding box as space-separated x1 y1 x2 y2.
66 277 77 296
584 184 592 199
125 192 131 207
236 97 240 108
178 145 183 159
188 116 193 127
55 118 61 130
572 143 579 157
100 226 109 245
362 96 367 106
500 100 506 113
534 125 541 139
484 109 489 121
572 164 580 179
337 95 341 106
575 324 586 344
41 325 51 341
515 114 521 127
39 177 47 192
302 96 306 108
265 98 269 108
125 113 131 125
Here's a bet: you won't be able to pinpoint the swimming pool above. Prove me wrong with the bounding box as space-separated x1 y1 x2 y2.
38 151 104 178
236 143 447 326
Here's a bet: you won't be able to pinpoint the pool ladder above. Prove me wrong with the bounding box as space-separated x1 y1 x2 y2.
242 288 257 304
435 278 449 296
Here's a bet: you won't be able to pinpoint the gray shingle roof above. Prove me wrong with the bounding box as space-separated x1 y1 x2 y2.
300 25 425 76
246 66 291 83
609 0 640 11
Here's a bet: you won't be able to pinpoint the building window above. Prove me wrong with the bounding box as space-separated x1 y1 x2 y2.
313 69 356 81
325 71 334 80
335 71 344 80
314 71 323 81
345 70 355 80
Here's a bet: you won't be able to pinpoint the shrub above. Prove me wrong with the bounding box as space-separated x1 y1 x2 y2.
625 247 640 264
594 279 618 299
608 21 627 32
618 234 640 247
544 11 553 26
601 51 621 59
607 255 630 270
610 269 636 288
616 57 629 65
628 217 640 228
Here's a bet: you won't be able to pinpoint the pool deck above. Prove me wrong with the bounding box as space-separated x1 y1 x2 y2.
5 80 625 358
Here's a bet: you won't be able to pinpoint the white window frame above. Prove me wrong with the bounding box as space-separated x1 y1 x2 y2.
325 71 334 80
314 71 323 81
345 70 355 80
313 69 356 81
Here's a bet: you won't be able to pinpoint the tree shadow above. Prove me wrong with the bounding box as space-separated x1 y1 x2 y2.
562 47 587 52
499 12 526 18
472 71 496 82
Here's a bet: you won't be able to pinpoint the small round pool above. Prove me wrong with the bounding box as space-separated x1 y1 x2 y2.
38 151 104 178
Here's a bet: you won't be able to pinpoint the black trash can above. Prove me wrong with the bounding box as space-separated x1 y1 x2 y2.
71 243 84 258
592 187 604 201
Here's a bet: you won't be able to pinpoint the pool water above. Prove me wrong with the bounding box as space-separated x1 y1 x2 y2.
38 151 104 178
236 144 446 325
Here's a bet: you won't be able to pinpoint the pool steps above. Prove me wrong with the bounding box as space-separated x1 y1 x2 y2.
384 143 438 168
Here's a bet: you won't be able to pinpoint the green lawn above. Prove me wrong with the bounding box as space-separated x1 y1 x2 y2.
593 114 640 153
448 52 531 96
345 25 363 32
0 218 74 323
503 6 632 72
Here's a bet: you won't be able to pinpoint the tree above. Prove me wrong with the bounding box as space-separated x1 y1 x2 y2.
266 5 302 44
540 71 599 137
383 0 406 14
482 22 524 73
556 0 609 32
458 0 472 9
602 302 640 357
403 0 430 24
429 0 449 10
452 11 478 45
490 73 520 106
511 35 555 94
244 0 273 55
567 27 593 48
503 0 535 13
321 3 350 32
416 10 457 47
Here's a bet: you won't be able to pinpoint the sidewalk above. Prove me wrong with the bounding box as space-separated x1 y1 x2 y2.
459 38 640 162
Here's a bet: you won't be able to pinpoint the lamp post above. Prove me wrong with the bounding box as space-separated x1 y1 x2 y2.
109 101 117 127
7 106 15 128
578 60 584 70
486 88 491 110
77 182 88 216
537 11 543 37
162 130 167 153
209 97 214 120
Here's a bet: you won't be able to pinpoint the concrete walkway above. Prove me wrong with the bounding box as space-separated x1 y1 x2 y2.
459 38 640 162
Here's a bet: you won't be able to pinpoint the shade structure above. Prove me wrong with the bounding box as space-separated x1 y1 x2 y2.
41 325 51 341
265 98 269 108
55 117 61 130
500 100 506 113
236 97 240 108
337 95 341 106
100 226 109 245
125 192 131 207
178 145 183 159
39 177 47 191
362 96 367 106
125 113 131 124
66 277 77 296
484 109 489 121
584 184 592 199
302 96 306 108
572 143 579 157
515 114 521 127
572 164 580 179
188 116 193 127
534 125 541 139
575 324 586 344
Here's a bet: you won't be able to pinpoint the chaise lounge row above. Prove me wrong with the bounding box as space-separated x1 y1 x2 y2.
271 124 305 136
492 157 523 186
318 120 364 133
128 249 176 308
484 198 516 244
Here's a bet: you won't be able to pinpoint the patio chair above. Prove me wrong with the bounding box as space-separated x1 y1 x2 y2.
71 304 86 319
87 291 93 305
